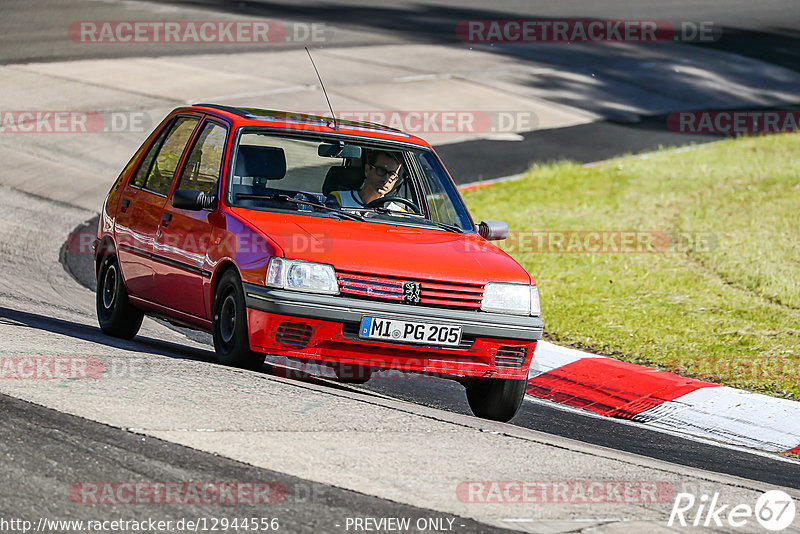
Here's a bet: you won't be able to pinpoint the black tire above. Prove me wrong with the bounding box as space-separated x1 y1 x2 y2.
96 255 144 339
465 378 527 422
330 362 373 384
212 270 266 371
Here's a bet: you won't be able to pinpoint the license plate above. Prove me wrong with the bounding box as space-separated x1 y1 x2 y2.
359 316 462 347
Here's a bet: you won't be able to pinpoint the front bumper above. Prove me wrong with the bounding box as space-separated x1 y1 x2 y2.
243 283 544 379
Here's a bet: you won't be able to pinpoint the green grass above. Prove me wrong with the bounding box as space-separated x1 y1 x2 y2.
462 133 800 398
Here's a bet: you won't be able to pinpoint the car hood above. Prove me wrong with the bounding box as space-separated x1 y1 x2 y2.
231 209 532 285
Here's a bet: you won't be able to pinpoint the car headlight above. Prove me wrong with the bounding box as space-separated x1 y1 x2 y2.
482 282 540 316
266 257 339 295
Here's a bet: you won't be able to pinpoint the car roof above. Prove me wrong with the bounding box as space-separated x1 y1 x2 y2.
189 103 431 147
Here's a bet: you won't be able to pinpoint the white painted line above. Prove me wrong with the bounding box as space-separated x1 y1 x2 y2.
460 141 726 191
526 343 800 453
634 387 800 453
582 140 725 169
523 395 800 463
198 84 318 103
528 340 605 378
392 73 453 83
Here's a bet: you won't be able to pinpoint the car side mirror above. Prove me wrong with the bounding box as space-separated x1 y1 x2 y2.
478 220 509 241
172 189 216 211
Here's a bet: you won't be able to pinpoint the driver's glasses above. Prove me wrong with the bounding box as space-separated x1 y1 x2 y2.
371 164 401 180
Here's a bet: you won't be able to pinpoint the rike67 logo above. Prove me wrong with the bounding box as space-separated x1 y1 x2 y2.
668 490 796 531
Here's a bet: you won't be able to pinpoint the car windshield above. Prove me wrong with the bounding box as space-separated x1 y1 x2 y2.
226 130 475 232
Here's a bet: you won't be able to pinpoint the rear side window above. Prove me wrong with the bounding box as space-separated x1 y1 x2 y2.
130 125 170 188
136 117 199 196
175 121 228 197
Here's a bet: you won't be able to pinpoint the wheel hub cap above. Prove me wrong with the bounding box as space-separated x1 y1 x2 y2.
102 264 117 309
219 294 236 344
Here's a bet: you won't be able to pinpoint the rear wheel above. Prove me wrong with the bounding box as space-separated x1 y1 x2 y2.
465 378 526 422
96 255 143 339
212 270 266 371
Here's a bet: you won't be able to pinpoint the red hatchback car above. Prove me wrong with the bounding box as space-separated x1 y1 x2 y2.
95 104 543 421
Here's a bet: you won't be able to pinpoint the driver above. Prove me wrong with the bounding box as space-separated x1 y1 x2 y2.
331 150 407 211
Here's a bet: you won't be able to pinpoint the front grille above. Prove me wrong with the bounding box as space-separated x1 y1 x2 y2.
337 270 483 310
494 346 527 368
275 321 313 347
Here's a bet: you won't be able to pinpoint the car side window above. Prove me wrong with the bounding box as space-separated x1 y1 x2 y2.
142 117 199 196
416 152 473 230
175 121 227 197
130 124 171 188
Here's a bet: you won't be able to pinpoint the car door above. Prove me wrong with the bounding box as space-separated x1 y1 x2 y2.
115 115 201 303
153 118 229 320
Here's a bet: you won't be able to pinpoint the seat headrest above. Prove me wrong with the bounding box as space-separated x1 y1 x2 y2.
234 145 286 180
322 165 365 196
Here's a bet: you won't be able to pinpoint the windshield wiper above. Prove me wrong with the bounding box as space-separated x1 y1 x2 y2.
368 207 463 233
235 193 367 222
421 220 464 233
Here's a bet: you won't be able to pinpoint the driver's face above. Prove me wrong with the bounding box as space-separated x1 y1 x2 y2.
364 154 402 197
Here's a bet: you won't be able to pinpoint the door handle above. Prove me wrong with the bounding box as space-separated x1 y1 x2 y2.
161 212 172 227
120 198 131 213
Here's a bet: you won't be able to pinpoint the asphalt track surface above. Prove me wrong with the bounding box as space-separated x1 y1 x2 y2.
0 393 509 533
4 0 800 530
3 0 800 180
140 0 800 180
4 0 800 68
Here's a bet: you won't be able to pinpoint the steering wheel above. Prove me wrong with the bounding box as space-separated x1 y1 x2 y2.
364 196 421 214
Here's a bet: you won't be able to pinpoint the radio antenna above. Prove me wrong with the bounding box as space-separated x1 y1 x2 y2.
305 47 338 131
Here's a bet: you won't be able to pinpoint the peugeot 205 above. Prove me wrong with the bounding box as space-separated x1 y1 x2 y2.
94 104 544 421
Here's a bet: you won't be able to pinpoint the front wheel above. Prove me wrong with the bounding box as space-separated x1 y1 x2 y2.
96 255 143 339
212 270 266 371
465 378 527 422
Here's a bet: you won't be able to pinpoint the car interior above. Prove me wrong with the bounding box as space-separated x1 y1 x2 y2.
228 142 419 214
